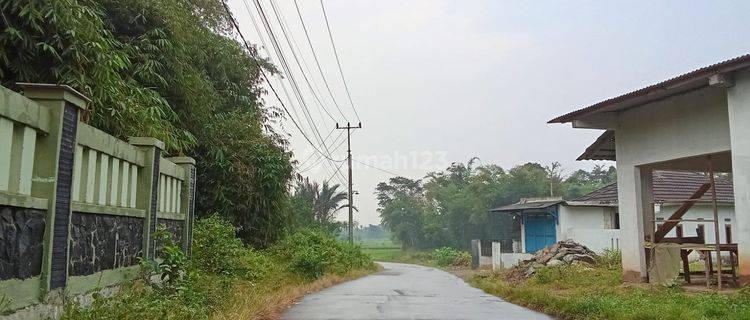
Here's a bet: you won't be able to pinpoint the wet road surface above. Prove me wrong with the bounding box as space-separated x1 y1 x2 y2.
283 262 552 320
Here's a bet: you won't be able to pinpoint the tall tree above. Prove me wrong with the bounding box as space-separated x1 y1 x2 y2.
376 160 617 249
289 179 348 234
0 0 293 246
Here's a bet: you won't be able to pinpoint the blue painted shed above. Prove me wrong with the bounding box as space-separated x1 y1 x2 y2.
490 197 563 254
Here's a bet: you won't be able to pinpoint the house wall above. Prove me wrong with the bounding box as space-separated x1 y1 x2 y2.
655 204 735 242
558 205 620 253
615 85 731 282
727 69 750 283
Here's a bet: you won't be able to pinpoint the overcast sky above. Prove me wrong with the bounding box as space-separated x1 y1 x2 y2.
228 0 750 226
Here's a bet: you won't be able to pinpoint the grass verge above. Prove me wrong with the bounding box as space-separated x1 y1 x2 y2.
213 269 372 320
467 251 750 320
361 246 470 269
61 217 376 320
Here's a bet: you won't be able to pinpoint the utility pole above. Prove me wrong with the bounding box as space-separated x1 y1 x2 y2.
336 122 361 243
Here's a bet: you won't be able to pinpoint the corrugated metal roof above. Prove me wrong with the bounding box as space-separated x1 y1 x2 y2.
490 197 563 212
573 182 618 204
572 170 734 205
577 130 615 161
549 54 750 124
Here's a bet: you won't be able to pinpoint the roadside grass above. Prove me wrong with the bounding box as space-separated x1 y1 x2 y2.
361 245 472 269
62 218 375 320
212 269 372 320
468 251 750 320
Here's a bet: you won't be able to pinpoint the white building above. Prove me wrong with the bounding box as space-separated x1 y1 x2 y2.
550 54 750 286
490 171 735 268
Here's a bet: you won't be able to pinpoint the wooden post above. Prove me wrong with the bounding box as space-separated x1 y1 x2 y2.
708 156 723 290
677 225 691 284
726 224 737 286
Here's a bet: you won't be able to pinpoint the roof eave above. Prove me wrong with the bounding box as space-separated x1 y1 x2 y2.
548 54 750 124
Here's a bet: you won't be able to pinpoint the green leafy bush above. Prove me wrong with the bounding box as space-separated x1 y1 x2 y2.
191 215 246 277
596 249 622 270
432 247 470 267
61 221 374 319
152 227 188 292
272 229 374 279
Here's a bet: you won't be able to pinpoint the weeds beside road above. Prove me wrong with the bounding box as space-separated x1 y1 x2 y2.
62 217 375 320
468 251 750 320
361 245 470 268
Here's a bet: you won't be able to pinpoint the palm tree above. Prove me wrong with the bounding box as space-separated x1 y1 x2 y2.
295 179 348 224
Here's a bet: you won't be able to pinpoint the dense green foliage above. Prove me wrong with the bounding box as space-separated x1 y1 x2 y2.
62 216 374 319
432 247 471 267
287 179 348 234
0 0 292 246
377 160 616 249
469 251 750 320
272 229 374 279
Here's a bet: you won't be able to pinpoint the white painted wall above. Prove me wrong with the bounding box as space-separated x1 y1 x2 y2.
655 204 735 243
614 86 732 281
492 240 534 269
558 205 620 253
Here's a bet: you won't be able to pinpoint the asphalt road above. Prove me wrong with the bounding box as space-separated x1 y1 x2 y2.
283 262 552 320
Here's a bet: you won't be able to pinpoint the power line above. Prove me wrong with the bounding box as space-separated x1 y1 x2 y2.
221 0 344 165
297 127 337 167
242 0 343 184
292 0 350 122
298 130 347 172
267 0 337 124
319 0 361 122
242 0 307 136
324 160 346 185
249 0 346 173
249 0 347 184
352 158 401 177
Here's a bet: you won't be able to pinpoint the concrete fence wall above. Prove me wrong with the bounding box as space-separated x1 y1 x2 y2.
0 83 197 313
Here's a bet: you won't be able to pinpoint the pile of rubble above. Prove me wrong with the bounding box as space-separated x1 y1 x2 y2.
517 240 597 277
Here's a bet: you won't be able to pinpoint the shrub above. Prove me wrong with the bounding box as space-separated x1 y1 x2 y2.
272 229 374 279
152 227 188 292
191 215 246 277
241 249 274 282
452 251 472 267
597 249 622 270
432 247 469 267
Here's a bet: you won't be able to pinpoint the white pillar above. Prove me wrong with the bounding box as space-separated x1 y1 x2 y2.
727 71 750 284
616 164 652 282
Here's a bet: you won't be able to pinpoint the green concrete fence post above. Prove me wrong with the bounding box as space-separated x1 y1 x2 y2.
17 83 90 296
128 137 164 260
167 157 197 255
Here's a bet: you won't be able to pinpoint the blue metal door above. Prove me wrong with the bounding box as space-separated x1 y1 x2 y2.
524 215 556 253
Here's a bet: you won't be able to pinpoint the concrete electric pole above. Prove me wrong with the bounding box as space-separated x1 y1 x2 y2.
336 122 361 243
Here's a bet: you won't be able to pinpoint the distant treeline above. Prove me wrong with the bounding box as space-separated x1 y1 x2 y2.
376 159 616 249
